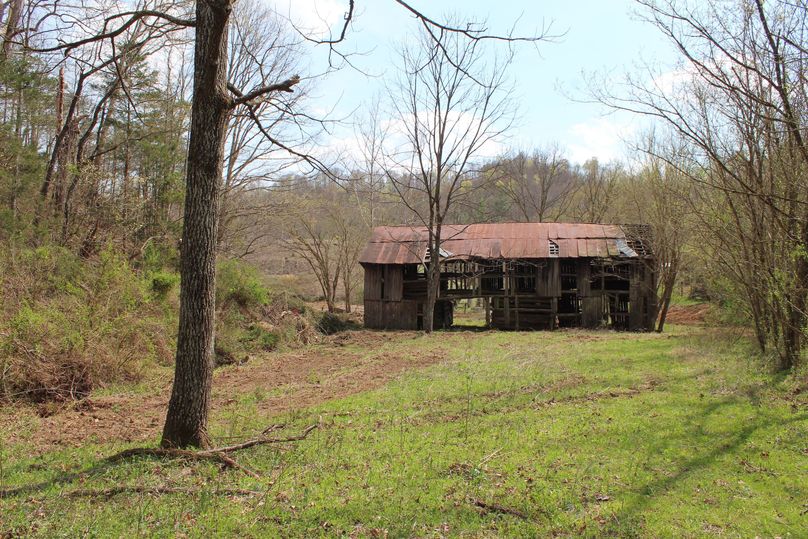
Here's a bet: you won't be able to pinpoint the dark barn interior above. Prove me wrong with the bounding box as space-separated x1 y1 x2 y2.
359 223 656 331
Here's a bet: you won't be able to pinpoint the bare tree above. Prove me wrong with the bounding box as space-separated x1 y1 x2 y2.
350 98 390 229
280 197 342 312
333 199 367 313
623 135 691 332
573 158 620 223
161 1 300 448
490 146 577 222
591 0 807 368
218 0 313 257
386 24 516 332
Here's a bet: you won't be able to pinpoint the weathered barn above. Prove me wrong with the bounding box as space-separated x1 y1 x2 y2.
359 223 656 331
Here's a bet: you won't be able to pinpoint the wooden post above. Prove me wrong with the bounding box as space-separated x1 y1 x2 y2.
550 297 558 330
503 261 510 328
485 297 491 327
515 294 520 330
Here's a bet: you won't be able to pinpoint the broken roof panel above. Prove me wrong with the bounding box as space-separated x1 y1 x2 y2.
358 222 648 264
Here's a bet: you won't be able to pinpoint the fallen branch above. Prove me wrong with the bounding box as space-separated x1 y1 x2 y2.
215 453 261 479
105 424 318 479
472 499 530 520
199 424 318 455
63 486 263 498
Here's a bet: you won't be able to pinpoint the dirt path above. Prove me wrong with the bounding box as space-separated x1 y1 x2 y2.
1 331 448 454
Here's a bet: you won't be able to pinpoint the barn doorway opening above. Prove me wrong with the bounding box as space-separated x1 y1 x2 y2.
451 298 489 329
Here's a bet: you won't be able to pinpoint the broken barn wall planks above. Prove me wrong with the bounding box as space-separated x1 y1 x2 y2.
363 254 655 331
577 260 591 297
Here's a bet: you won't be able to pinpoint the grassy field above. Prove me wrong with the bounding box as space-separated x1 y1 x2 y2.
0 325 806 537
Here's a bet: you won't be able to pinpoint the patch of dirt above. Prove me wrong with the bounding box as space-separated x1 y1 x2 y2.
665 304 711 325
0 331 446 454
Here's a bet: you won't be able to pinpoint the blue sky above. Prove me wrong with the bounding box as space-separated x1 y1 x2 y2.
272 0 679 165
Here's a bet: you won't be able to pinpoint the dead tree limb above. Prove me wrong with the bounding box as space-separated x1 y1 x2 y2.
197 424 317 454
472 498 530 520
105 424 317 478
63 486 263 498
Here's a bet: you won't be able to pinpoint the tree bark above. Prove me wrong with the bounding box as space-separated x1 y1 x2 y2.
1 0 22 58
161 0 232 449
423 239 440 333
655 268 677 333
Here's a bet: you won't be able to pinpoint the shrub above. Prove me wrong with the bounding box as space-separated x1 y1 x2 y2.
150 271 179 299
216 259 270 309
138 240 179 274
242 325 279 351
316 311 362 335
0 245 175 402
0 246 337 401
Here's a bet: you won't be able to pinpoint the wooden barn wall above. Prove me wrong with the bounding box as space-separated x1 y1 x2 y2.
364 264 414 329
383 300 418 329
383 265 403 301
363 264 382 300
577 260 591 297
628 276 645 331
644 261 658 330
364 299 418 329
581 296 603 328
537 259 560 297
364 299 383 328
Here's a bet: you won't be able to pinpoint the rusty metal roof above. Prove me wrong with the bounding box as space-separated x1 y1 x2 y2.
359 222 644 264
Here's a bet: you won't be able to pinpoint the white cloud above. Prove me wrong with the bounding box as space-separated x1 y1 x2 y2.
651 66 697 95
268 0 347 36
565 117 636 164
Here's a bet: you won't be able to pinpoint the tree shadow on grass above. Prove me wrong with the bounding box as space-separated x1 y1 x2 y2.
0 449 234 499
1 457 125 499
607 396 806 530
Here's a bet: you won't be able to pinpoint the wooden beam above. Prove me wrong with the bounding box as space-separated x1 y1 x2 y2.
485 297 491 327
503 261 510 327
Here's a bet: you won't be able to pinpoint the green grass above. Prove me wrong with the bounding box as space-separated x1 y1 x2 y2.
669 289 705 307
1 327 806 537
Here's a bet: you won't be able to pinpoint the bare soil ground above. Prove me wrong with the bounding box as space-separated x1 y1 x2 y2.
665 303 711 324
0 331 447 454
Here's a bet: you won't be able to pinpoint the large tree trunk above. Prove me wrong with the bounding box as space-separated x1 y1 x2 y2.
1 0 23 58
655 272 676 333
161 0 232 449
655 259 678 333
423 241 440 333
